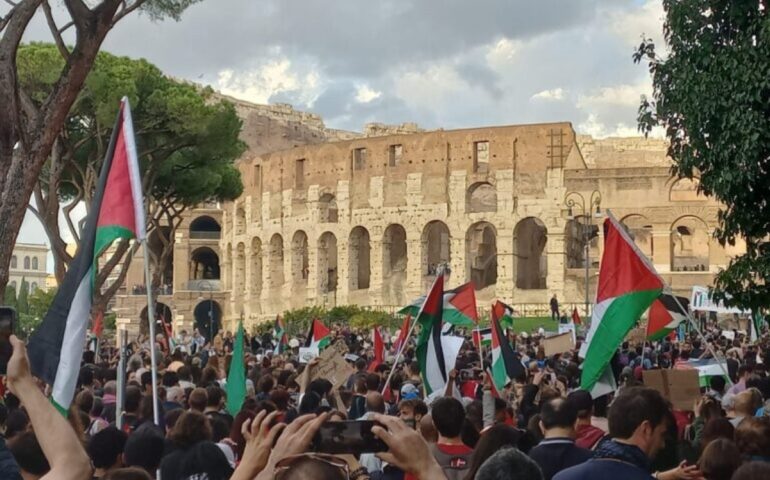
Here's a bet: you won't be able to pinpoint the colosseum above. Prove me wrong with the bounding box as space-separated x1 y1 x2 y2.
114 98 744 338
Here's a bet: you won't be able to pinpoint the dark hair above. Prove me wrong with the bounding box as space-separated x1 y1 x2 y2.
355 358 367 371
140 371 152 388
230 410 256 458
308 378 333 398
5 408 29 439
735 417 770 458
709 376 726 393
9 432 50 475
125 386 142 413
206 385 224 408
209 415 230 443
432 397 466 438
189 387 208 411
698 438 741 480
123 427 165 473
365 373 381 391
76 389 94 414
165 408 184 431
731 462 770 480
170 411 212 448
475 447 543 480
257 374 275 394
88 426 127 469
269 389 290 411
177 366 192 381
278 455 347 480
463 425 523 480
162 371 179 387
608 387 670 439
103 467 153 480
701 418 735 452
298 391 322 415
540 398 577 430
79 366 94 387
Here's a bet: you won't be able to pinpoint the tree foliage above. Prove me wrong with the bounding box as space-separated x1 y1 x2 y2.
635 0 770 311
16 278 29 315
279 305 403 338
0 0 202 297
2 284 16 310
18 287 57 337
18 43 244 309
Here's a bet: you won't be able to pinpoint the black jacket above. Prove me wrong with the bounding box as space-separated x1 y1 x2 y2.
529 438 592 480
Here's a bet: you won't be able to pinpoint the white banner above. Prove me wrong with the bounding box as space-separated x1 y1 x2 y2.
690 286 750 314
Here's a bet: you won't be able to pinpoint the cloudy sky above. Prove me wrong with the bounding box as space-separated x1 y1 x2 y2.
16 0 665 250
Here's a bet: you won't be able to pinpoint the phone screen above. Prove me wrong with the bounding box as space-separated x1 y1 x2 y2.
0 307 16 375
312 420 388 455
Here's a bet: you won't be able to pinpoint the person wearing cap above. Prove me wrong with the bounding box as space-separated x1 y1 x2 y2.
568 390 606 450
401 383 420 401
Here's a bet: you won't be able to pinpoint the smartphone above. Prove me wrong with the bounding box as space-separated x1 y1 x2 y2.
312 420 388 454
0 307 16 375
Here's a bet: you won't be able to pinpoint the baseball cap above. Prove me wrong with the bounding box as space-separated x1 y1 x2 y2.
401 383 420 400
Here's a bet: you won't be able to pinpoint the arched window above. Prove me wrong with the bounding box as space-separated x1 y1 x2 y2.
31 257 38 270
670 216 710 271
23 257 30 269
10 256 16 269
31 282 38 292
514 217 548 290
466 222 497 290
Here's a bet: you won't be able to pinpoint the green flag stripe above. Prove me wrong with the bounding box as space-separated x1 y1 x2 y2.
581 288 662 390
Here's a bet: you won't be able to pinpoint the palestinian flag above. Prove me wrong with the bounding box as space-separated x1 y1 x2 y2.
400 282 477 327
416 275 447 395
751 312 764 342
492 300 515 330
368 327 384 372
647 294 689 341
392 315 411 353
490 308 524 391
305 318 331 350
572 307 582 326
273 315 288 354
225 321 246 415
472 328 492 351
29 98 145 415
579 213 663 391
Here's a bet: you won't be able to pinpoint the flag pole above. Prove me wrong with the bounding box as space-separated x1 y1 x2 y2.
116 327 127 430
141 240 161 426
381 274 441 396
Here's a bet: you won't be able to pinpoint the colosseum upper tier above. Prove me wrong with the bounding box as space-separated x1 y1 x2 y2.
209 122 740 327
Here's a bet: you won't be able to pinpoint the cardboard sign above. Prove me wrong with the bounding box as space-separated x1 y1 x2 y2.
298 347 319 364
329 340 349 357
543 332 574 356
626 327 647 345
311 349 355 388
643 369 701 411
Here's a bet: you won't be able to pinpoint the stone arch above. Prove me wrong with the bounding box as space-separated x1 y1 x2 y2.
466 182 497 213
620 214 654 260
269 234 285 288
31 257 38 270
465 222 498 290
349 227 371 291
318 232 338 293
669 177 705 202
319 193 339 223
235 206 247 235
291 230 310 286
514 217 547 289
383 224 408 300
189 216 221 239
193 300 222 341
235 242 246 298
670 216 710 271
564 215 601 269
251 237 263 300
23 256 29 269
422 221 451 277
191 247 221 280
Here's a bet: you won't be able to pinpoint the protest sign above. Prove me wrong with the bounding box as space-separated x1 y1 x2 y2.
643 369 700 411
691 286 750 314
298 347 319 364
543 332 574 356
311 349 355 388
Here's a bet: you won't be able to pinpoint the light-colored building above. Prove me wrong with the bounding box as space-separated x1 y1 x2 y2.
113 100 744 338
9 243 49 294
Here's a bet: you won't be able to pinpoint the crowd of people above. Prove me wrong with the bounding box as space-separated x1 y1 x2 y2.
1 315 770 480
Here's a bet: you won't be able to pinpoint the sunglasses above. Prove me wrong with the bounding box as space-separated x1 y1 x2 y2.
274 453 350 479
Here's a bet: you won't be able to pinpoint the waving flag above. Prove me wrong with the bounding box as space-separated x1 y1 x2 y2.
572 307 582 326
472 327 492 351
305 318 331 351
492 300 515 330
28 98 146 415
647 294 689 341
368 327 384 372
400 282 478 327
580 213 664 391
490 306 523 391
273 315 288 354
416 275 447 395
392 315 411 353
226 321 246 415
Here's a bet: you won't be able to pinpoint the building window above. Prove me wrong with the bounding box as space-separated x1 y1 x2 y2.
23 256 30 270
389 144 403 167
295 159 305 188
10 256 16 269
31 282 37 292
353 148 367 170
31 257 38 270
473 141 489 173
253 165 261 188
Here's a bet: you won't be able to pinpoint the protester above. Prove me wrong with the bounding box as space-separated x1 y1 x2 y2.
528 398 591 480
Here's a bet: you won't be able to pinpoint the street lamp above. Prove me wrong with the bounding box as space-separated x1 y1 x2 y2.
564 190 602 320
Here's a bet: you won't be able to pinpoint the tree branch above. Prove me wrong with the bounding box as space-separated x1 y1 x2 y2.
112 0 146 25
42 0 70 60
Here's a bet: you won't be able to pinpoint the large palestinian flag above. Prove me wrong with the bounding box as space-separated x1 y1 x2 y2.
305 318 331 350
492 300 515 330
29 98 145 415
400 282 477 327
580 213 664 391
416 275 447 395
647 294 689 341
489 307 524 391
